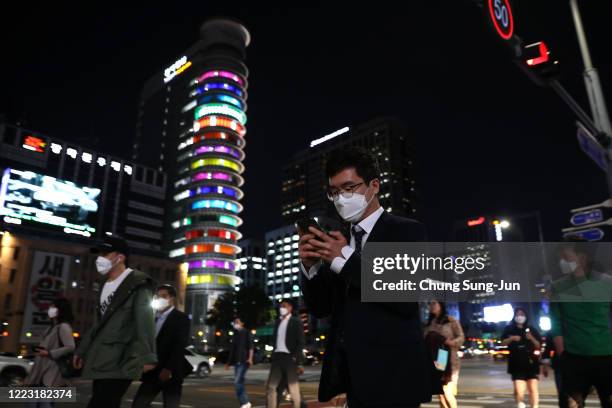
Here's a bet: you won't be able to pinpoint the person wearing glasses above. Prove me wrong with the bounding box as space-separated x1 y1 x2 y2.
298 147 436 408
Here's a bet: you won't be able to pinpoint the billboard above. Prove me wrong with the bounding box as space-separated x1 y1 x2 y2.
21 251 71 343
0 168 101 237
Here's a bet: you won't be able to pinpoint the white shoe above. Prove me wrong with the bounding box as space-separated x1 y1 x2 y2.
240 403 251 408
517 402 526 408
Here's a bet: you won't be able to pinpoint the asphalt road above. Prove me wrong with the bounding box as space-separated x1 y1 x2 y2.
3 357 605 407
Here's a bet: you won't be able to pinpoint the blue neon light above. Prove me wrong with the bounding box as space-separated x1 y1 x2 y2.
199 94 244 110
193 82 243 98
192 199 239 213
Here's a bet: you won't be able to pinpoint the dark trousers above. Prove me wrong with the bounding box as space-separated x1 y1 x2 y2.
87 379 132 408
561 353 612 408
132 378 184 408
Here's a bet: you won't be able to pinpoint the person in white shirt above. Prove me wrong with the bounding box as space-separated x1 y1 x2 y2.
74 236 157 408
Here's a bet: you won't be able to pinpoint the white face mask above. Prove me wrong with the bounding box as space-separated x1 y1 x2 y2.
232 322 241 330
153 297 170 311
334 185 374 223
559 259 578 275
47 307 58 319
95 256 114 275
279 307 289 317
515 315 527 325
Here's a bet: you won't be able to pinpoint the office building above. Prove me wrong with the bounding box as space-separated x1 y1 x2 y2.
281 117 418 223
237 239 266 290
0 122 168 253
264 225 303 306
135 19 251 337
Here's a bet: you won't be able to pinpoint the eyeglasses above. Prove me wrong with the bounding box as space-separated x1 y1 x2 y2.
326 182 365 202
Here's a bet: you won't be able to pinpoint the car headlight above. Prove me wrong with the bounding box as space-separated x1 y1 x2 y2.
209 357 216 363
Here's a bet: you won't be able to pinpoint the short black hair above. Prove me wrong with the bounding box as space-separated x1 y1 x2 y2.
325 147 380 183
558 236 596 262
156 284 177 298
280 299 295 309
53 298 74 324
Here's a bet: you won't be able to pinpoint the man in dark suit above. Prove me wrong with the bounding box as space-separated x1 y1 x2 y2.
298 147 436 407
266 299 305 408
132 284 192 408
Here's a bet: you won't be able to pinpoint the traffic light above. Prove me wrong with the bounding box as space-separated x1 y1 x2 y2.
515 41 560 86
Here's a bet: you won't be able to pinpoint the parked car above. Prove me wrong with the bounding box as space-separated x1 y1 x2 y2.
0 353 34 386
184 347 215 378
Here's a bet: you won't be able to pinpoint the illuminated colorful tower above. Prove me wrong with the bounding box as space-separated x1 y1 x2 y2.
170 20 250 338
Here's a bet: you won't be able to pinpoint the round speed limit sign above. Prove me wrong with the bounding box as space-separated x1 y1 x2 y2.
488 0 514 40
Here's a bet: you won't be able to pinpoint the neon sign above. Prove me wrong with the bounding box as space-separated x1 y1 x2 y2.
164 56 192 83
22 136 46 153
467 216 485 227
194 103 247 124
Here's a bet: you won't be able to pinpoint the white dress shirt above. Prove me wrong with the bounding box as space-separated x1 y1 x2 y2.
301 206 385 279
275 315 291 353
155 306 175 337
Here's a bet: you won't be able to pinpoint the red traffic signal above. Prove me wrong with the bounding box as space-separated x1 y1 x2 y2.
516 41 560 86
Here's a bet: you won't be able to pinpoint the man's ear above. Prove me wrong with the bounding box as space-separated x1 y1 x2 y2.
371 178 381 195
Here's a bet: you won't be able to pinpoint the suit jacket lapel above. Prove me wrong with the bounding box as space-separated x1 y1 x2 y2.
365 210 389 243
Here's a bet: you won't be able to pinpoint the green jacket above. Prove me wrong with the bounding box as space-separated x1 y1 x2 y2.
76 269 157 380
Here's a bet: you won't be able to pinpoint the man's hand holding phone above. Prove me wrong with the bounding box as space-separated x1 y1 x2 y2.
298 232 322 268
308 228 347 264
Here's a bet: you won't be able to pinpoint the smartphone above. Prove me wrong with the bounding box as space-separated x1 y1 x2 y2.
295 217 325 236
435 348 449 371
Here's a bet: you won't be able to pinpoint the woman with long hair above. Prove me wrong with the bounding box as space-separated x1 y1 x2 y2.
25 298 75 407
501 307 541 408
423 301 465 408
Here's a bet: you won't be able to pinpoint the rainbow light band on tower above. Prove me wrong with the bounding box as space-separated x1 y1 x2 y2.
195 70 245 86
173 48 248 289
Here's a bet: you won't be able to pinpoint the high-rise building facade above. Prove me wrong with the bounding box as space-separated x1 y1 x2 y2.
264 225 303 305
237 239 266 290
281 117 419 223
134 19 251 337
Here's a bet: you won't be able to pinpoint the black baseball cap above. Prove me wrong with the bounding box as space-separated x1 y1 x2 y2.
90 235 130 257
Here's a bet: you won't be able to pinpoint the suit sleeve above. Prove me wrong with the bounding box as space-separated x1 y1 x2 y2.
339 219 427 318
300 264 335 319
295 318 305 366
166 313 190 373
134 286 158 366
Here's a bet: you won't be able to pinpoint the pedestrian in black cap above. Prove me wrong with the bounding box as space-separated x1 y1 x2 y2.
73 235 157 408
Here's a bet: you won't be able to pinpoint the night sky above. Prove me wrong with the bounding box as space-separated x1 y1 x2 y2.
2 1 611 241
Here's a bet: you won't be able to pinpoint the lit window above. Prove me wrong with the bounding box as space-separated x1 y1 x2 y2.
111 161 121 172
67 148 77 159
124 165 133 175
267 272 274 278
82 152 92 163
97 157 107 167
283 237 291 243
50 143 62 154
